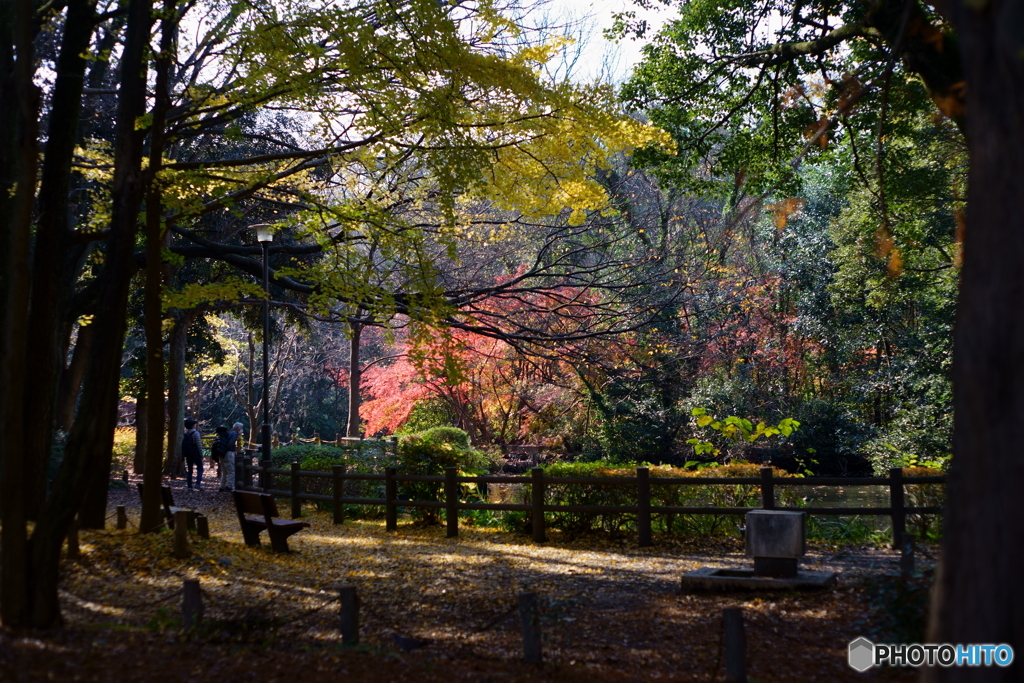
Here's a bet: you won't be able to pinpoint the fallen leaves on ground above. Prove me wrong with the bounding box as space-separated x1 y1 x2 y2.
0 479 928 682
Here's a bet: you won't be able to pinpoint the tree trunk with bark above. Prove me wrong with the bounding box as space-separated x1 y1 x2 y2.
163 314 188 477
347 318 363 438
15 0 154 626
55 320 95 431
133 392 148 474
0 0 41 628
20 0 99 522
140 0 176 533
925 2 1024 680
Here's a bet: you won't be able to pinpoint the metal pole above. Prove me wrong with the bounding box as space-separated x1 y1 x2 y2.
262 239 272 467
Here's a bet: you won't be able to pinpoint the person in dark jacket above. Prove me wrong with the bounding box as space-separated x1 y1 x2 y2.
183 418 204 491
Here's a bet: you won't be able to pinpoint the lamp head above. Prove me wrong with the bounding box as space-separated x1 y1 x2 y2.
253 223 274 242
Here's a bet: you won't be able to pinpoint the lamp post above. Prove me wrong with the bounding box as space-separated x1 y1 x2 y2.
253 224 274 475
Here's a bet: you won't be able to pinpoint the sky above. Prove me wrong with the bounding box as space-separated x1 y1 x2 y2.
533 0 674 83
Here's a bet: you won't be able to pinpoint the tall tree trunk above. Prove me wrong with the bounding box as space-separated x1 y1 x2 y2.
21 0 99 520
926 2 1024 679
163 312 188 476
133 392 148 474
347 318 363 438
55 320 96 431
51 0 153 545
140 0 175 533
0 0 41 628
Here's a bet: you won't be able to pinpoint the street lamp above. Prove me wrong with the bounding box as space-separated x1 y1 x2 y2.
253 224 274 475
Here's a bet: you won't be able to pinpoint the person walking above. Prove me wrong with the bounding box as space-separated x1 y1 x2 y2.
182 418 204 491
210 425 229 478
220 421 243 492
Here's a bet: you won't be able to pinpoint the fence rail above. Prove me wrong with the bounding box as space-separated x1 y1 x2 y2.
234 457 944 549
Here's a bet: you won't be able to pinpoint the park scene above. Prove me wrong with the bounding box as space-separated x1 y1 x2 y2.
1 0 1022 680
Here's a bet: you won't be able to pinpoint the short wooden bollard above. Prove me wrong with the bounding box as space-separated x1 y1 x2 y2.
339 585 360 645
519 592 542 663
66 518 80 559
116 505 128 530
173 510 190 559
196 514 210 540
122 470 129 484
723 608 747 683
182 579 203 629
901 534 916 578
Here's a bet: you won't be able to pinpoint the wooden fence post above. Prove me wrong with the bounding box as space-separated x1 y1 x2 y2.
173 510 190 559
519 592 542 663
333 464 345 524
196 514 209 539
182 579 203 629
637 467 652 547
760 467 775 510
116 505 128 530
291 461 302 518
531 467 546 543
262 455 273 493
385 467 397 531
445 467 459 538
122 470 129 484
339 585 359 645
889 467 905 551
723 608 747 683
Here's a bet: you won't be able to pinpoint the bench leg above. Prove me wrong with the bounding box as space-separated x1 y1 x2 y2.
241 523 263 547
268 529 292 553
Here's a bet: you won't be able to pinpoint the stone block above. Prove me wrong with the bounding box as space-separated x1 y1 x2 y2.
745 510 805 558
680 566 838 592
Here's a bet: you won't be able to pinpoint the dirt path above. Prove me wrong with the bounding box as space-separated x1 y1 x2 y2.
0 477 930 682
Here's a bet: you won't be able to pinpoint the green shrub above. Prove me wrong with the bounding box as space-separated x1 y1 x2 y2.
396 434 487 524
417 426 471 449
903 466 945 541
516 461 801 538
397 398 457 434
273 442 397 516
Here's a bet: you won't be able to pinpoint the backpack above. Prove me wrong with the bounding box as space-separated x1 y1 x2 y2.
210 435 228 461
181 430 201 461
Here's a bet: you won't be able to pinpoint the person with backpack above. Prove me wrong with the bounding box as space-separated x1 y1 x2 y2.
210 425 229 478
219 421 243 492
182 418 205 492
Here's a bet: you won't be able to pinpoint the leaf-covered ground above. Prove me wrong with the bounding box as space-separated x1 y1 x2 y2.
1 479 931 682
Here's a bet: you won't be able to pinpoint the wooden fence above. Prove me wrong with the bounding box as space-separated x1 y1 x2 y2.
233 458 944 550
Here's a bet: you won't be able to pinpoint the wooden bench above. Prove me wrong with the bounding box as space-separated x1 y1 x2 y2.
137 483 196 530
233 491 309 553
